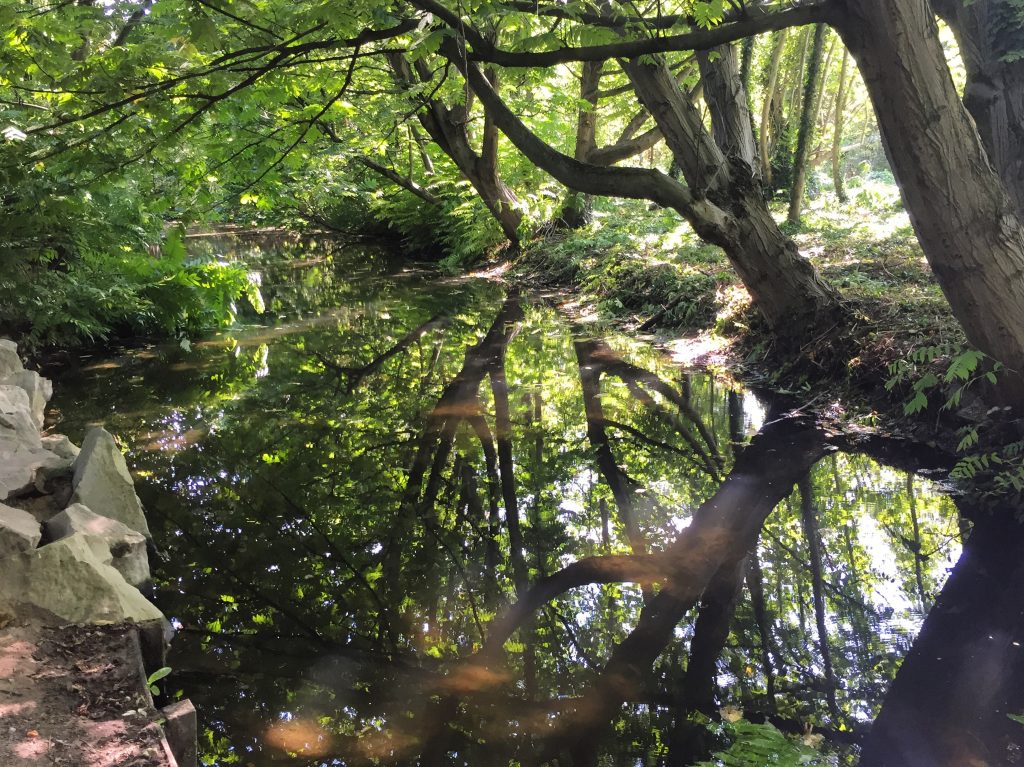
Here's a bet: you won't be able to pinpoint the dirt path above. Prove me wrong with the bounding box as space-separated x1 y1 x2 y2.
0 619 174 767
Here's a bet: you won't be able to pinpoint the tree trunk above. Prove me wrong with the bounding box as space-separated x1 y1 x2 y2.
621 57 844 339
455 49 845 342
560 61 603 228
833 0 1024 407
759 30 789 184
387 53 523 244
933 0 1024 219
698 43 759 170
788 24 828 224
831 47 851 203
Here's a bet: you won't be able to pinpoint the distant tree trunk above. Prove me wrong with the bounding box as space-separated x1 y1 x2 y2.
799 474 842 724
788 24 828 225
833 0 1024 407
831 48 851 203
932 0 1024 219
560 61 603 228
759 30 789 184
387 53 523 244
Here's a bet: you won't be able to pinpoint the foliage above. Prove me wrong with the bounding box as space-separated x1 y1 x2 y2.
147 666 172 696
885 343 1000 416
693 718 830 767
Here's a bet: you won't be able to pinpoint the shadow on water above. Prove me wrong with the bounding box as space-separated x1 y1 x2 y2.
45 234 1024 766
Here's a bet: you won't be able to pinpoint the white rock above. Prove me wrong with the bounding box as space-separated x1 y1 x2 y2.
0 447 68 500
0 533 164 626
46 503 149 586
41 434 80 460
0 370 52 428
0 503 41 558
71 427 151 538
0 344 22 378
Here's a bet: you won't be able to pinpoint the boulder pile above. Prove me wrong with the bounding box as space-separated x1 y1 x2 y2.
0 340 196 767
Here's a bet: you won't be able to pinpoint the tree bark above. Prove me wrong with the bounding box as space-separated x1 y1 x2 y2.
620 56 845 339
788 24 828 224
932 0 1024 220
833 0 1024 407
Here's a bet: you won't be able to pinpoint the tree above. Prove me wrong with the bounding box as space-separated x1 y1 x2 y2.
830 0 1024 404
787 23 828 224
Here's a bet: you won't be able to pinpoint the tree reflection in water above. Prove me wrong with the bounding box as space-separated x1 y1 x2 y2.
45 237 1023 766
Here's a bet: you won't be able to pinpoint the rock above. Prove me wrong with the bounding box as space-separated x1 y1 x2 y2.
0 385 40 450
46 503 149 586
0 533 165 626
0 342 22 379
71 427 151 538
0 370 53 428
0 447 69 500
0 503 41 557
41 433 80 460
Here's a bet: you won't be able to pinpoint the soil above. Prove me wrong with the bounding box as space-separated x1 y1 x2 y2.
0 617 174 767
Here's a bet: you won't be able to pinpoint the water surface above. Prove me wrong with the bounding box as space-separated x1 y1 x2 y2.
46 234 1023 766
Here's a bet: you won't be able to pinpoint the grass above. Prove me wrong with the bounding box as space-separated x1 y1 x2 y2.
514 177 968 419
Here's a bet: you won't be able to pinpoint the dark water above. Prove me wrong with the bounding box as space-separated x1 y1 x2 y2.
44 234 1024 766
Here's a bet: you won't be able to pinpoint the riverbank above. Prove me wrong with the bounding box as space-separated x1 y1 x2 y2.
510 196 1016 458
0 340 196 767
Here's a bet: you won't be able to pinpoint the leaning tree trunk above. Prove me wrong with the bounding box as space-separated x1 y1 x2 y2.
788 23 828 225
832 0 1024 407
622 55 843 339
451 45 844 344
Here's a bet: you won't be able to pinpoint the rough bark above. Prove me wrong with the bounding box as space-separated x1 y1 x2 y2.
833 0 1024 406
933 0 1024 219
788 24 828 224
697 43 759 170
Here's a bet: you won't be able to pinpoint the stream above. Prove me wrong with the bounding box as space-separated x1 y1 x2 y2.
43 233 1024 766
